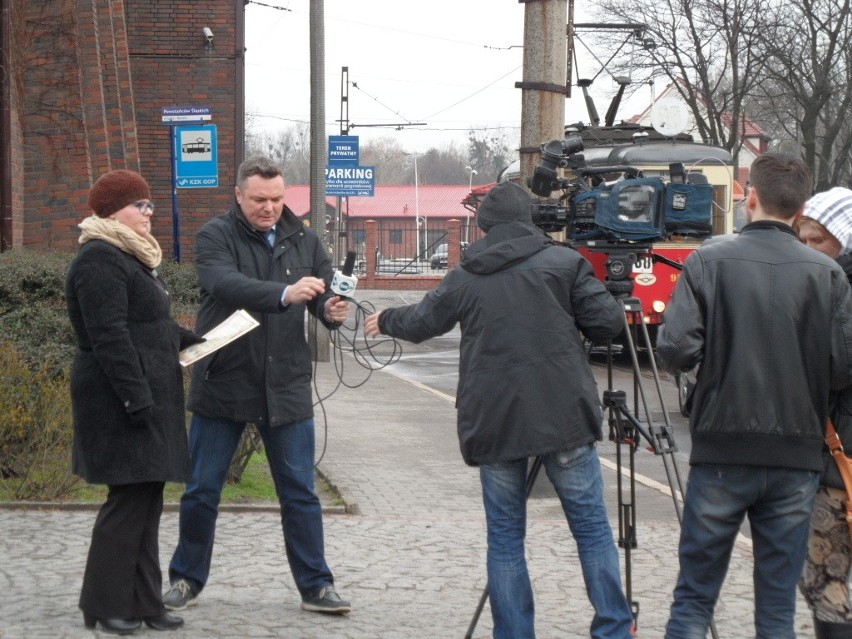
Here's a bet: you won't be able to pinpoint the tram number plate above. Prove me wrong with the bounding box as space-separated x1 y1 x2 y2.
632 255 654 274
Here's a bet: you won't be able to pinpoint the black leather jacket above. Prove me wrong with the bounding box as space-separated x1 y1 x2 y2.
657 221 852 472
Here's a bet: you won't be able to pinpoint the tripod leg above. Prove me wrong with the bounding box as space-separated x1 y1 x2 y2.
464 456 544 639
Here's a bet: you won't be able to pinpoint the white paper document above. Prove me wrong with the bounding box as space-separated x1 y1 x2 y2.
179 309 260 367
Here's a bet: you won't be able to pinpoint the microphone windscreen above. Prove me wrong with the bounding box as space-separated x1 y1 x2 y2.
342 250 356 276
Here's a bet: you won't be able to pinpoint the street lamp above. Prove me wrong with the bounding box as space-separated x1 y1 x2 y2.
414 154 421 261
407 152 424 262
465 166 478 243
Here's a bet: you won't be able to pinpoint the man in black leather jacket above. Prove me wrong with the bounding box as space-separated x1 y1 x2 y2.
657 153 852 639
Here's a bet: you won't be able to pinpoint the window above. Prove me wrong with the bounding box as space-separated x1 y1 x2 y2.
390 230 402 244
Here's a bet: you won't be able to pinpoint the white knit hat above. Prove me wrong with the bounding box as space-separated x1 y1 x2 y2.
804 187 852 253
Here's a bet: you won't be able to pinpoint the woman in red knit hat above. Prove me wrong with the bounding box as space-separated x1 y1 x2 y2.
65 169 203 635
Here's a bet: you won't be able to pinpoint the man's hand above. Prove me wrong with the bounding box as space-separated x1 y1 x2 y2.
324 296 350 324
364 311 383 337
284 277 326 305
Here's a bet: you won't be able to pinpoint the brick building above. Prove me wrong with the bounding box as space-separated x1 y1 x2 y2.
0 0 244 259
284 184 485 266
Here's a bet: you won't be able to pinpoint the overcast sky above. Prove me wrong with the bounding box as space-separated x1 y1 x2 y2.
244 1 655 154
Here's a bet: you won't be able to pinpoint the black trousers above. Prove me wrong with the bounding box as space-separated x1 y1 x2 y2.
79 481 166 619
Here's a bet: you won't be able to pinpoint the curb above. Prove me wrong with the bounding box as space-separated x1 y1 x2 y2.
0 501 349 515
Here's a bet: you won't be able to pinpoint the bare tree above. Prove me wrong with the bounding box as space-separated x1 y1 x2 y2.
593 0 771 168
410 143 470 186
467 128 519 183
359 137 410 184
756 0 852 187
243 126 518 186
245 124 311 183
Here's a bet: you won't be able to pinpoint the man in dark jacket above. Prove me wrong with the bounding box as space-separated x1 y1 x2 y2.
164 156 352 615
365 181 635 639
657 153 852 639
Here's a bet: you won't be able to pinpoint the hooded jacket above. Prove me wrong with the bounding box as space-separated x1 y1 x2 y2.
657 220 852 472
379 221 624 465
187 205 338 427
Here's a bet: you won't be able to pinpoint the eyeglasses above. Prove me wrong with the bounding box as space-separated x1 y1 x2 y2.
132 200 155 214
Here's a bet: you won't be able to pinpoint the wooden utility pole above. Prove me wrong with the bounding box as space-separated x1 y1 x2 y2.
516 0 571 191
309 0 330 361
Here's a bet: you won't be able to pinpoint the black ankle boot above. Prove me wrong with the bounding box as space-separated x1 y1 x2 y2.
814 617 852 639
144 612 184 631
81 612 141 635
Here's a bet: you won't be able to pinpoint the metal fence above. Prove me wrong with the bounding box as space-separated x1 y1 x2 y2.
345 220 484 275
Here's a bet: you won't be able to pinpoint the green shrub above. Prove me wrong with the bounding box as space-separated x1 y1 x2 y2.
0 250 76 375
157 259 202 323
0 341 78 500
0 249 207 501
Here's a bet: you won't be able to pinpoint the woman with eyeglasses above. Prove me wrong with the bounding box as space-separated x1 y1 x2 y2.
65 169 203 635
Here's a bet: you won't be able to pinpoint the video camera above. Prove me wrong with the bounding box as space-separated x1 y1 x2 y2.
528 136 714 243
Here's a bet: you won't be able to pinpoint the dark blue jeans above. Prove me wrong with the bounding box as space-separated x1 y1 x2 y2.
665 464 819 639
479 444 634 639
168 414 333 598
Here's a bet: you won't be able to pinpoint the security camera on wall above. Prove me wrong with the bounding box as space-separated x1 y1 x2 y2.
202 27 213 44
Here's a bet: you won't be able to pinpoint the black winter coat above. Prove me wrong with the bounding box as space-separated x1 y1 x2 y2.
824 253 852 489
66 240 193 485
657 221 852 472
187 206 338 427
378 222 625 466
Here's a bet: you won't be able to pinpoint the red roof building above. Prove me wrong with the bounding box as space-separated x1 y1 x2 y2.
284 184 484 264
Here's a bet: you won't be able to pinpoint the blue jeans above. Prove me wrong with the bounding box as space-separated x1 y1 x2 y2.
169 414 333 598
665 464 819 639
479 444 634 639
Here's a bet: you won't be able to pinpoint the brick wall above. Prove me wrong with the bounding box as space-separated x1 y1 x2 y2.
20 0 93 251
10 0 242 258
126 0 244 261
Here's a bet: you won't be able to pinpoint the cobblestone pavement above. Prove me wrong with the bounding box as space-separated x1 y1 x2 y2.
0 289 820 638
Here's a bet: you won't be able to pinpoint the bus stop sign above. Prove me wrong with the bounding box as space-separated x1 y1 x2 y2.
174 125 219 188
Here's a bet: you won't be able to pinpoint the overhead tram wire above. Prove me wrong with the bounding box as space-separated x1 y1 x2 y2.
244 0 293 11
347 81 426 131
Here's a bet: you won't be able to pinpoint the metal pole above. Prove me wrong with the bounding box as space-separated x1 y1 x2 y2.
465 166 477 243
414 155 420 261
170 125 181 262
308 0 330 361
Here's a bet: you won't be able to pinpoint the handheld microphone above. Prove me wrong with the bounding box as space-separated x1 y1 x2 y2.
331 250 358 298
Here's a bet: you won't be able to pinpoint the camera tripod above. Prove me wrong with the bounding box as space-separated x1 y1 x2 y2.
464 296 719 639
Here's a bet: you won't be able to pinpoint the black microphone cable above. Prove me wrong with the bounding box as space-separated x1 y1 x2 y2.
302 294 405 472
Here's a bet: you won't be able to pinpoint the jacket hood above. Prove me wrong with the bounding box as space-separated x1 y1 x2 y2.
461 221 552 275
476 182 533 231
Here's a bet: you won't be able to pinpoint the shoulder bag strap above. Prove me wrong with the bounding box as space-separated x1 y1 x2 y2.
824 418 852 543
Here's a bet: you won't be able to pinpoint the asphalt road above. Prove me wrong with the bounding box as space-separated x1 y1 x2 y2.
344 288 693 527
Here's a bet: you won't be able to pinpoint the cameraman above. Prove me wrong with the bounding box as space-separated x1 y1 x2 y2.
365 181 634 639
657 153 852 639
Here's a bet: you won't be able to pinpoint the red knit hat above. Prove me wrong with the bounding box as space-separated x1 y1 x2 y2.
88 169 151 218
